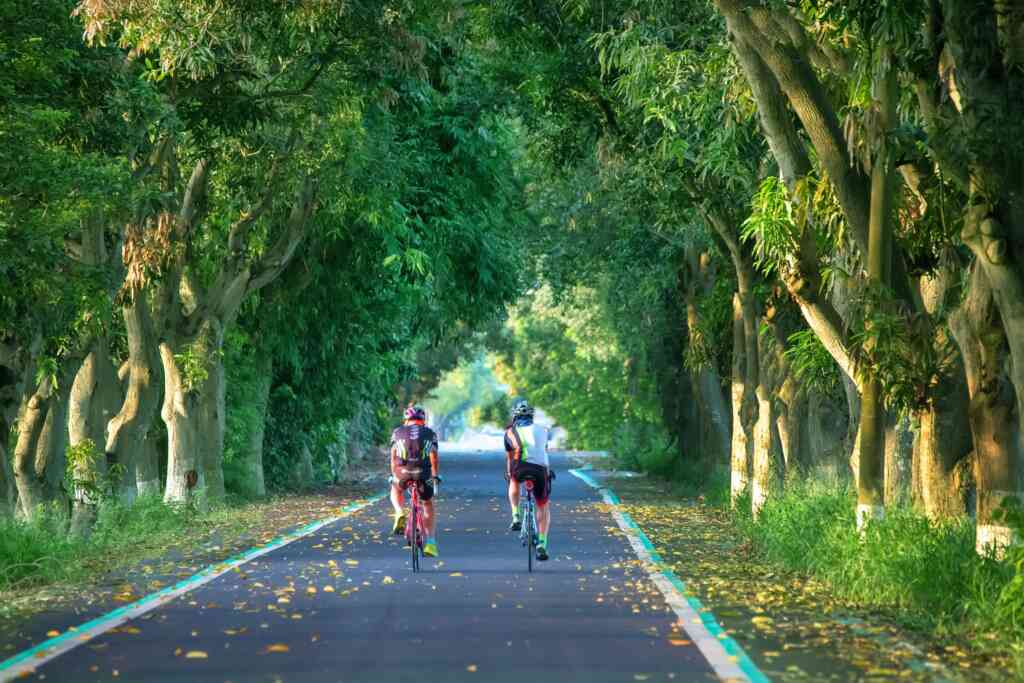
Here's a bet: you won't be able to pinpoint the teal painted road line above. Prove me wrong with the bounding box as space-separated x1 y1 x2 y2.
569 467 770 683
0 492 386 682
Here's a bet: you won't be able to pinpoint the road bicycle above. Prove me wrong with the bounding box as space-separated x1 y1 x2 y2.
401 474 438 573
518 479 539 573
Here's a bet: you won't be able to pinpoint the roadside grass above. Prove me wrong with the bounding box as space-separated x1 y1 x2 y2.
612 453 1023 676
725 475 1021 670
0 494 263 595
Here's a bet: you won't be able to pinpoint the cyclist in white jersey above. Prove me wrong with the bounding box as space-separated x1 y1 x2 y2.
504 400 553 561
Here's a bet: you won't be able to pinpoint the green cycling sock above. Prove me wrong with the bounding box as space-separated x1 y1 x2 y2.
539 533 548 546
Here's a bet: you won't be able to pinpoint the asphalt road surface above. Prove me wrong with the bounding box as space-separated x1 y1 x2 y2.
16 450 719 682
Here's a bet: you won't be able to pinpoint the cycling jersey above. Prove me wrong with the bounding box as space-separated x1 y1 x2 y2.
391 422 438 479
504 421 550 468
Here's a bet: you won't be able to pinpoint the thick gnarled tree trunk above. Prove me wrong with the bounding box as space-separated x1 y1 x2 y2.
951 263 1020 555
161 317 226 506
106 296 163 503
68 339 122 536
13 358 81 520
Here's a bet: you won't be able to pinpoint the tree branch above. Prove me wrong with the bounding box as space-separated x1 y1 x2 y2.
246 176 319 295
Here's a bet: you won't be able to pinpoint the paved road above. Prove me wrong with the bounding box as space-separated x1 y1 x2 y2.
19 451 717 682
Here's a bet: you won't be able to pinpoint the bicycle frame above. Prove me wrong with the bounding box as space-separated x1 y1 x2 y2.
404 482 427 573
519 480 538 572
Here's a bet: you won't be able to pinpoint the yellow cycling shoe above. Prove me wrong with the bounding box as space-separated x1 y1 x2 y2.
423 541 438 557
391 512 406 535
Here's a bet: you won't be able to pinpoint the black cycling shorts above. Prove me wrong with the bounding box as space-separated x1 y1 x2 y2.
513 462 550 505
396 464 434 501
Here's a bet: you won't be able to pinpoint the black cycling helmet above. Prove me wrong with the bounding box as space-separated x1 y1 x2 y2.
511 399 534 421
404 403 426 421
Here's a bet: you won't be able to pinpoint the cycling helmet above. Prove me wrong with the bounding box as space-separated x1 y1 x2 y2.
404 403 426 421
511 399 534 420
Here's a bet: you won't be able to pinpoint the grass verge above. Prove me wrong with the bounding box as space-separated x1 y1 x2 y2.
603 471 1012 680
0 495 262 593
728 476 1021 673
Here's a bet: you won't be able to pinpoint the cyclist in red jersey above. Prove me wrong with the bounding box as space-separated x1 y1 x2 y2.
390 404 441 557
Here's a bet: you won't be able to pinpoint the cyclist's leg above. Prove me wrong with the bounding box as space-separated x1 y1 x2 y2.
390 479 407 534
419 481 436 537
537 498 551 536
419 480 439 556
533 466 552 557
508 475 521 529
390 478 404 515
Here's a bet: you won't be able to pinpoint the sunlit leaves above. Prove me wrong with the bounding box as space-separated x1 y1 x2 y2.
742 176 800 276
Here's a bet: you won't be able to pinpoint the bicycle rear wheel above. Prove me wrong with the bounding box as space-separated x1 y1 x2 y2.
411 505 420 573
526 499 534 573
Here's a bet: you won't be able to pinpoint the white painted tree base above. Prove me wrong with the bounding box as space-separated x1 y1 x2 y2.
136 479 161 498
730 469 747 504
751 480 766 517
856 504 885 531
977 524 1016 558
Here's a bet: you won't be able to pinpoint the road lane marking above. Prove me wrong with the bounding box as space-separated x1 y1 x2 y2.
0 493 386 682
569 467 769 683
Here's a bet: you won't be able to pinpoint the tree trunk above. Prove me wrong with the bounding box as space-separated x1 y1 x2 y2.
294 439 315 489
751 314 782 516
883 414 913 508
13 360 79 520
106 297 162 504
684 296 731 465
68 339 121 536
0 365 17 515
730 293 752 504
239 353 272 498
136 434 161 497
199 347 227 502
161 343 204 507
161 316 226 506
697 366 731 465
751 379 776 515
950 263 1020 555
856 51 898 529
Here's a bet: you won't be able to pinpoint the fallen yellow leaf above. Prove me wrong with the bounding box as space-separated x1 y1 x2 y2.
323 586 335 592
263 644 290 654
382 576 395 585
185 650 208 659
45 630 59 637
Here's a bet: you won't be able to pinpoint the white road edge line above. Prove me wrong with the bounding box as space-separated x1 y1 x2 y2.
569 468 769 683
0 493 386 682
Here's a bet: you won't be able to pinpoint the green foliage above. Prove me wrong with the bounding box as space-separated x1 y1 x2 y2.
0 494 254 591
993 499 1024 638
0 0 130 364
426 355 504 437
735 476 1012 635
742 176 798 275
848 284 955 414
611 421 677 479
472 393 512 428
785 329 842 395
